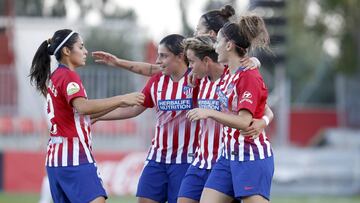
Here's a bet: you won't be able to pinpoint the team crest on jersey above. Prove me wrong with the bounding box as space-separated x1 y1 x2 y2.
66 82 80 96
240 91 253 104
216 87 228 109
226 83 235 95
183 85 193 98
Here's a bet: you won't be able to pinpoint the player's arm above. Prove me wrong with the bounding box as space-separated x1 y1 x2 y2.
242 104 274 138
72 92 145 115
92 51 161 76
95 105 146 121
187 108 252 131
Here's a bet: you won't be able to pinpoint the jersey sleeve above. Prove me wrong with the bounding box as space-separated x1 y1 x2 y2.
235 72 261 115
61 71 87 105
141 74 158 108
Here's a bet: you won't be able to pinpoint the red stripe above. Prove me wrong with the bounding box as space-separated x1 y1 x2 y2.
57 143 63 166
170 82 179 161
212 122 221 164
203 120 209 163
199 78 207 99
67 137 73 166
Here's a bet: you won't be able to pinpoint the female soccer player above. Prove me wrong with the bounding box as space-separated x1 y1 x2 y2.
29 29 144 203
187 15 274 203
96 34 199 203
178 36 273 203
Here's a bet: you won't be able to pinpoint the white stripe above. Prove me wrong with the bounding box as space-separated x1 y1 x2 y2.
53 143 59 167
188 121 196 163
199 120 206 168
206 122 215 169
223 127 229 159
229 129 236 161
74 112 93 163
156 75 165 109
192 147 200 166
249 144 255 161
263 130 272 156
176 118 186 163
166 121 174 164
73 137 79 166
238 134 245 161
254 137 265 159
156 127 163 162
202 81 210 99
165 79 173 99
62 138 68 167
150 82 155 105
83 115 92 147
45 143 50 166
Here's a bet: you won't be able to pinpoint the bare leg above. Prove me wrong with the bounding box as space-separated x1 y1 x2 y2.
138 197 159 203
242 195 269 203
90 196 106 203
200 188 234 203
177 197 199 203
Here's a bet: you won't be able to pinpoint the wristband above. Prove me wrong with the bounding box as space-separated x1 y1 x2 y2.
262 115 270 126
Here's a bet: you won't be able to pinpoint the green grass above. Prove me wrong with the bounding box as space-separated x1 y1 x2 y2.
0 192 360 203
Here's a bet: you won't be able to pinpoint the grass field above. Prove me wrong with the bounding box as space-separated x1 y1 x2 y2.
1 193 360 203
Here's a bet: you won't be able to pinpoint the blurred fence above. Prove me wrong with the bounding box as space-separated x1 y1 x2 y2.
0 67 17 115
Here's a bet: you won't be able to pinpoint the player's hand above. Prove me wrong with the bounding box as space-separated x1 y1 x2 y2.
240 57 260 71
242 118 266 139
120 92 145 107
92 51 119 67
186 108 211 122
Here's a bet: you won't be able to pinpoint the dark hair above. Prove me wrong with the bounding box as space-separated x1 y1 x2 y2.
201 5 235 34
159 34 188 65
29 29 79 96
221 15 270 57
183 36 218 62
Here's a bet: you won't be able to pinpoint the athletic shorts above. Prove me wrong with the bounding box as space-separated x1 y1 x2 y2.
205 155 274 200
136 160 190 203
46 163 107 203
178 165 211 201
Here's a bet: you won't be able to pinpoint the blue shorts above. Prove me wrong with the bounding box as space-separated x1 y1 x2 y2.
205 155 274 200
46 163 107 203
178 165 211 201
136 160 190 203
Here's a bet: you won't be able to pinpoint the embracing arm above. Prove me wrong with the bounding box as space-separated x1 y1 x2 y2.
72 92 145 116
92 51 161 76
241 104 274 138
187 108 253 131
97 105 146 121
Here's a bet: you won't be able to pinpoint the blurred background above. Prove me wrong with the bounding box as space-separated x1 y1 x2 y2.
0 0 360 202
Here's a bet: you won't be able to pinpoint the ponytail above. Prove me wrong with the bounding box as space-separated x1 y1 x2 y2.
238 15 270 52
221 14 271 57
29 40 51 97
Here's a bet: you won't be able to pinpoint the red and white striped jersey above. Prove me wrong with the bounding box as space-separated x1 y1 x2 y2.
45 65 94 167
192 76 223 169
142 70 200 164
217 67 272 161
